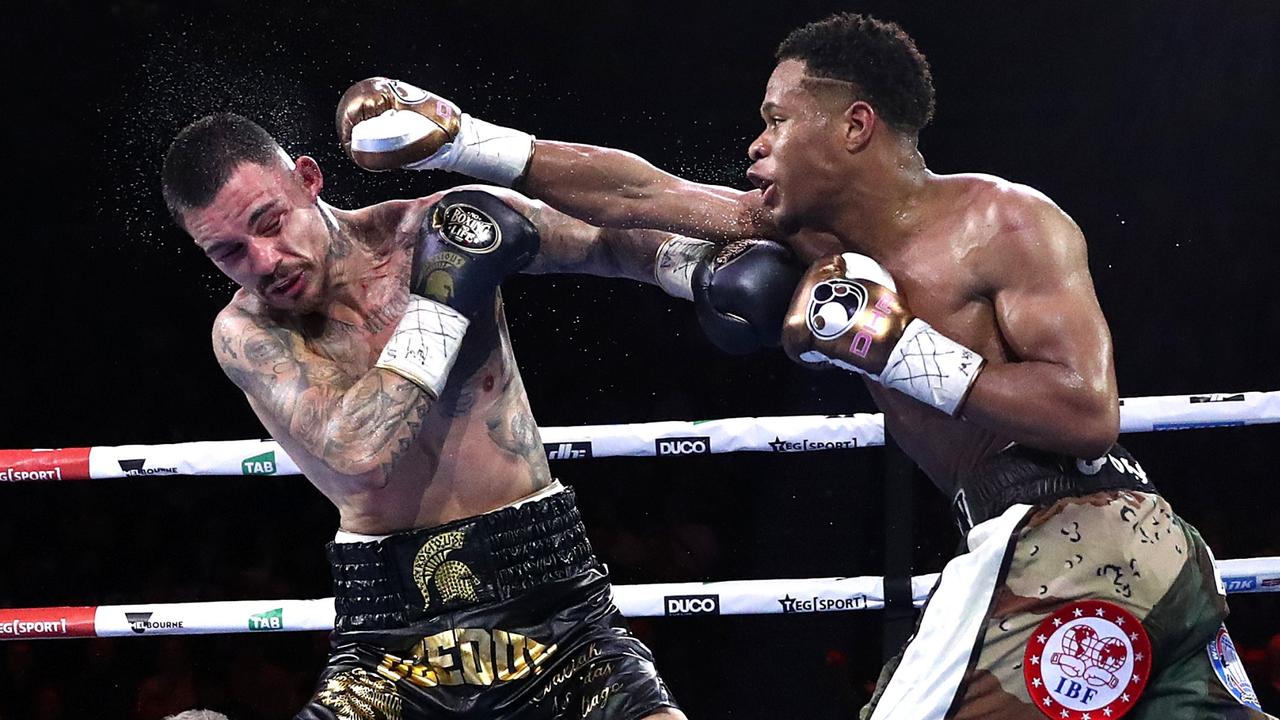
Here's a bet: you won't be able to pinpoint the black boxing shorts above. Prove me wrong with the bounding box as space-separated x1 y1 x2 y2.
296 484 679 720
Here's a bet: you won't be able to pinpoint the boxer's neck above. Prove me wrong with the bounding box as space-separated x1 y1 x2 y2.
311 203 410 331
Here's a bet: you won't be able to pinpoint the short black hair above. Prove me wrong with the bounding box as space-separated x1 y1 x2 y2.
776 13 935 134
162 113 284 225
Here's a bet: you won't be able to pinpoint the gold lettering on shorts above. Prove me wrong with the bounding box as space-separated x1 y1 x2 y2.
411 530 479 609
379 628 557 689
315 667 403 720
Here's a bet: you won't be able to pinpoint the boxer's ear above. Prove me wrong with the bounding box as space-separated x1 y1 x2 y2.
295 155 324 199
842 101 876 154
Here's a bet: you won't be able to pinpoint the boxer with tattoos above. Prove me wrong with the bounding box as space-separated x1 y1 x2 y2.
162 114 797 719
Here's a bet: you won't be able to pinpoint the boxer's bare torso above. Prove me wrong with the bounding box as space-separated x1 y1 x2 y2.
213 198 549 535
823 173 1115 493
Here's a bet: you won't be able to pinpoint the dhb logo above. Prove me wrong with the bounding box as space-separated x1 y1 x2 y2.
664 595 720 616
545 442 592 461
655 436 711 457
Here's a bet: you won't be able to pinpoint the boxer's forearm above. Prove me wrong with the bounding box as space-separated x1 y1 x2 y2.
218 310 435 486
522 140 768 239
960 361 1119 458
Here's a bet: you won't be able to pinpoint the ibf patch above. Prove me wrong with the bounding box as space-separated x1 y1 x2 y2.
435 203 501 253
1023 600 1152 719
1207 625 1262 710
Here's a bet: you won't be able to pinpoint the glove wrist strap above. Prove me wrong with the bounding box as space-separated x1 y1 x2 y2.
374 296 470 399
877 318 984 416
654 236 716 301
415 114 534 187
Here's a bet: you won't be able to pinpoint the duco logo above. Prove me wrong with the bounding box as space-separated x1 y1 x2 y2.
664 595 719 616
655 436 710 457
241 451 277 476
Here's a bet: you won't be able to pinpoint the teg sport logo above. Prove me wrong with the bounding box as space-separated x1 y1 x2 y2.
655 436 711 457
664 594 720 616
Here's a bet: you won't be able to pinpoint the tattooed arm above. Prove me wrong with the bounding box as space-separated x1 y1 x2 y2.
408 184 678 284
212 304 430 486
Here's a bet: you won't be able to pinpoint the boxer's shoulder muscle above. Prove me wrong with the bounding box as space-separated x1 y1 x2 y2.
942 174 1088 295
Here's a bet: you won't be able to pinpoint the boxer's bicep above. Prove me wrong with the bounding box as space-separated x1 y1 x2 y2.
988 215 1116 400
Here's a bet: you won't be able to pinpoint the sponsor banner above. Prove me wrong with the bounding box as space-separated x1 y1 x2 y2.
544 441 592 461
0 392 1275 476
93 599 335 637
248 607 284 632
655 436 711 457
1216 557 1280 594
0 448 91 482
1119 391 1279 433
663 594 720 616
0 607 96 639
86 440 300 480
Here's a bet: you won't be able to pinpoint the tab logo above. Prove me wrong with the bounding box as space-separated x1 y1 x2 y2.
664 595 719 616
248 608 283 631
655 436 710 457
241 451 277 476
544 442 592 461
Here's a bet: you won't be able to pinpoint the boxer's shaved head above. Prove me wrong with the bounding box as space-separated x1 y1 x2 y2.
163 113 289 227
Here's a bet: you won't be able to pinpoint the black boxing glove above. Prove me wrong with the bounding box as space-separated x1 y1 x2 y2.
411 189 541 319
654 237 803 354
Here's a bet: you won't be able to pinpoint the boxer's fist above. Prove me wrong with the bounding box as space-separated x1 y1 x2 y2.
783 253 984 416
692 240 803 354
336 77 461 172
336 77 534 186
411 190 540 319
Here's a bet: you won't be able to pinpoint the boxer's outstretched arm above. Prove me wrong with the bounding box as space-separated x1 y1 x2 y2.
960 198 1120 458
522 140 771 240
213 307 430 486
410 184 676 284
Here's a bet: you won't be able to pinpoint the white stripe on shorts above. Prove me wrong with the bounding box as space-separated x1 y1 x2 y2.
870 502 1031 720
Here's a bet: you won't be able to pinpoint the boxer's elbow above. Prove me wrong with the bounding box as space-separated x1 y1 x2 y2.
1066 388 1120 459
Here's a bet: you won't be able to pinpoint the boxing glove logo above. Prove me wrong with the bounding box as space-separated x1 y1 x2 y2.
805 278 868 341
434 204 501 254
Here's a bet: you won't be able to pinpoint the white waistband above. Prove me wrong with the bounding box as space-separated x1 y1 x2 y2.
333 480 565 545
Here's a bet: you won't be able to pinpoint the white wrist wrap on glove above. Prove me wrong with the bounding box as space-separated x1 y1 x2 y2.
654 236 716 301
407 113 534 186
877 318 984 416
374 296 471 399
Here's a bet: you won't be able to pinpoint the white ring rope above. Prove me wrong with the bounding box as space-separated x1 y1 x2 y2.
1 391 1275 481
2 557 1275 639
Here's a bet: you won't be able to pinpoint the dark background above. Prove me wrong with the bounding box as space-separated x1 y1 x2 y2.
3 1 1278 718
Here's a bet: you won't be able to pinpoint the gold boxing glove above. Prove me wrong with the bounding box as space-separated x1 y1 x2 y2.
336 77 533 186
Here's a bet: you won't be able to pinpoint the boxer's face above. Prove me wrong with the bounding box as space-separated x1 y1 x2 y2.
747 60 846 232
184 157 332 311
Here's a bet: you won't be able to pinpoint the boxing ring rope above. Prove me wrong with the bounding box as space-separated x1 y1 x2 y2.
3 557 1277 640
1 391 1275 481
3 389 1276 641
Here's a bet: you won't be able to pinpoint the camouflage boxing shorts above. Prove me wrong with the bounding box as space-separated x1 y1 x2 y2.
863 445 1273 719
296 484 679 720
